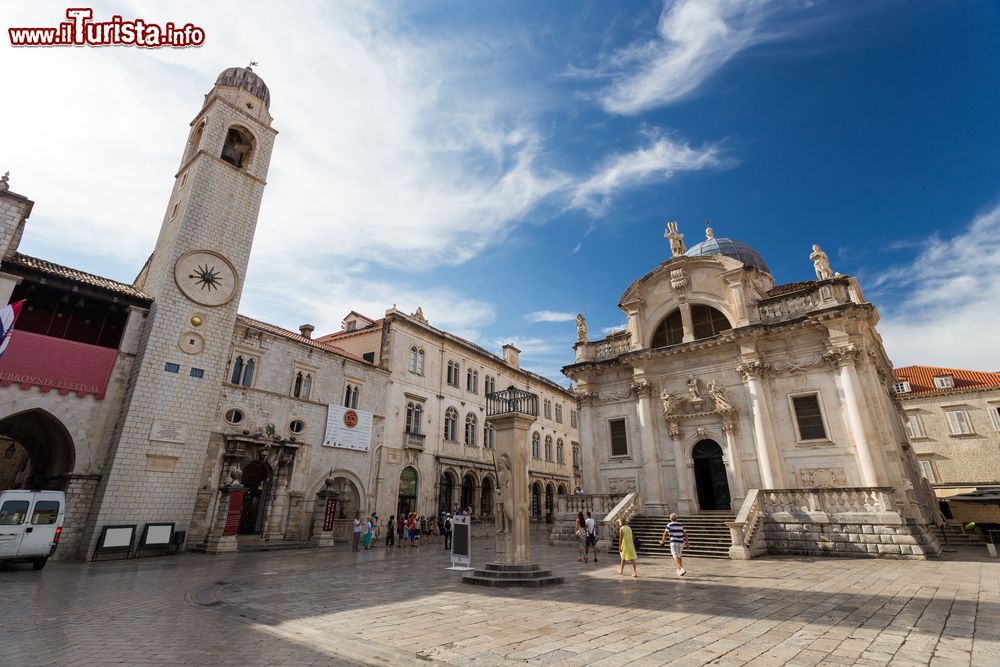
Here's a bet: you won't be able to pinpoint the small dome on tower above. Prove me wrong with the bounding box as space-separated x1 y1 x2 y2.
685 236 770 274
215 66 270 108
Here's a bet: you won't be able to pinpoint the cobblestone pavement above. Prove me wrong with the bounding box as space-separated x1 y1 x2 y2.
2 536 999 666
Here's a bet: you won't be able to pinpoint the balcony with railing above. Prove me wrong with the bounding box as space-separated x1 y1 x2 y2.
574 330 631 363
0 330 120 400
403 431 425 451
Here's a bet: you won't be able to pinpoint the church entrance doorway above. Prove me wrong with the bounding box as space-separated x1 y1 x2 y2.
397 466 418 517
238 461 271 534
692 440 731 511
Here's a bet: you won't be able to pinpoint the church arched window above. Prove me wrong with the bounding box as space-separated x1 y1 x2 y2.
651 309 684 348
691 304 731 340
221 126 254 169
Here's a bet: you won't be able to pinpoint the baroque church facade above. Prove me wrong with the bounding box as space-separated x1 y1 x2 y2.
564 224 943 558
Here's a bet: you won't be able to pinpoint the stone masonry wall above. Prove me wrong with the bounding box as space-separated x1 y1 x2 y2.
763 516 941 559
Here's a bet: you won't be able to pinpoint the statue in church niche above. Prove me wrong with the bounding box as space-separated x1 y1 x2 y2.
707 380 735 414
576 313 588 343
495 456 513 535
810 244 834 281
664 221 686 257
660 391 684 417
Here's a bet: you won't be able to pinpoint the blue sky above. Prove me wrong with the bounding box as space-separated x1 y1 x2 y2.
3 1 1000 381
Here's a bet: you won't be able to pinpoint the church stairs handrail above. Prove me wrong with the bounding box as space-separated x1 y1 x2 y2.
600 491 643 544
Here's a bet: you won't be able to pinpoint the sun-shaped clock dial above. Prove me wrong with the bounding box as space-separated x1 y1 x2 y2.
174 251 238 307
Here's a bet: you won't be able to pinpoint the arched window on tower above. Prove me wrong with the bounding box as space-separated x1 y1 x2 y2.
651 309 684 348
182 121 205 166
242 359 254 386
221 126 254 169
230 356 244 385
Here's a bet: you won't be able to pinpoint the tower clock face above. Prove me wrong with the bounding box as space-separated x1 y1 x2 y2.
174 250 239 307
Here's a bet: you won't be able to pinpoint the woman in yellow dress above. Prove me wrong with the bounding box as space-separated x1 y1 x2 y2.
618 517 638 578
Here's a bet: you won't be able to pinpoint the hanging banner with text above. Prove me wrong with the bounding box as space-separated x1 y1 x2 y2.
323 405 373 452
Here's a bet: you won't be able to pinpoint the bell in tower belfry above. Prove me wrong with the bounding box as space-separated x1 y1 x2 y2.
81 65 277 559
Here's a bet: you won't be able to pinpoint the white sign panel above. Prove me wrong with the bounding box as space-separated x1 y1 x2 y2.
323 404 373 451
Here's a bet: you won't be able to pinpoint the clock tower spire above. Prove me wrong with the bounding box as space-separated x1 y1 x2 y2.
84 66 277 556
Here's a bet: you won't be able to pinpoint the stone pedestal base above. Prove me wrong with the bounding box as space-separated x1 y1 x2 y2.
463 562 564 588
204 534 239 554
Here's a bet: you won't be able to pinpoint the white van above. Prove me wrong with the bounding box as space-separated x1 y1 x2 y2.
0 490 65 570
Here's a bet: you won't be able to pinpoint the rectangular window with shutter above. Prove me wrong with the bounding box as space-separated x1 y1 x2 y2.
989 405 1000 433
945 409 974 435
791 394 828 441
919 460 937 482
905 413 925 439
609 419 628 457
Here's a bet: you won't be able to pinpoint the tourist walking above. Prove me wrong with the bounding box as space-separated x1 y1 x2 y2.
443 513 453 549
585 511 597 562
397 515 406 548
352 512 362 552
659 512 689 576
411 514 421 547
575 511 587 562
362 516 373 550
385 515 396 547
618 517 638 577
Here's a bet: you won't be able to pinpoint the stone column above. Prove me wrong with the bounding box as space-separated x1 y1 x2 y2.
490 412 535 565
680 302 695 343
722 421 746 508
263 462 289 541
737 362 783 489
667 421 696 514
633 380 667 514
829 348 879 487
205 471 243 554
311 478 338 548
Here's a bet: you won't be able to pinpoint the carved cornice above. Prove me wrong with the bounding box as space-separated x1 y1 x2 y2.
736 360 767 382
631 381 652 398
823 344 860 367
768 353 827 375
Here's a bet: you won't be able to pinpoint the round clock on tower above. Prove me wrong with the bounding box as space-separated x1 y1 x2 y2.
174 250 239 307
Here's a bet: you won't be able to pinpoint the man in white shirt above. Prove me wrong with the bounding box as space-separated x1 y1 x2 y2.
584 511 597 562
352 513 362 552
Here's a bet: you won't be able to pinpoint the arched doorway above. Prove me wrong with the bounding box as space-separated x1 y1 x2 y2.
531 482 542 520
0 410 75 490
545 483 555 524
438 471 455 514
239 461 271 534
480 477 494 517
692 440 731 511
461 474 476 514
397 466 418 517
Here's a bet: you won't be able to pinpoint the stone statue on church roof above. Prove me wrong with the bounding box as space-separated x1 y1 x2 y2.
0 171 9 192
576 313 588 343
705 220 715 240
664 221 686 257
810 244 834 281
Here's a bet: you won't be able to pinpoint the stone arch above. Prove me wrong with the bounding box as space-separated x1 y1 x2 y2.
691 438 731 512
531 480 543 520
460 470 478 513
220 124 256 170
544 482 555 524
318 469 366 519
0 408 76 490
646 299 734 349
480 474 495 517
396 465 419 517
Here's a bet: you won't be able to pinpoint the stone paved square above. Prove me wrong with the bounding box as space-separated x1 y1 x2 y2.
3 537 999 666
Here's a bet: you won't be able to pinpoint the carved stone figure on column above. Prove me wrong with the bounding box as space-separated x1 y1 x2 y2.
664 221 686 257
707 380 735 414
810 244 834 280
495 456 513 535
576 313 588 343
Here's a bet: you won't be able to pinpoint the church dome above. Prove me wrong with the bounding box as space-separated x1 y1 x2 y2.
684 236 770 273
215 66 270 108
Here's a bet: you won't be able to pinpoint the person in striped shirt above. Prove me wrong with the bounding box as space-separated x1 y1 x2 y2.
659 513 689 576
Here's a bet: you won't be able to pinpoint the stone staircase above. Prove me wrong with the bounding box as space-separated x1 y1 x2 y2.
940 523 986 547
615 512 734 559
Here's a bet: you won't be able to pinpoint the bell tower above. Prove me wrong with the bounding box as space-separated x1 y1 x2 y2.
84 66 277 556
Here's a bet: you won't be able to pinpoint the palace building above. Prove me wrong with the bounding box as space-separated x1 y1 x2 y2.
563 224 943 559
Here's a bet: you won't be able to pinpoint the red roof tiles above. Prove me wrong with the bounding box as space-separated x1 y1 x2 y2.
3 252 152 302
894 365 1000 396
236 314 383 368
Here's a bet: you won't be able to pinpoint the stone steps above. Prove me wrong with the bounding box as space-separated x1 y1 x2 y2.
614 514 734 559
463 562 564 588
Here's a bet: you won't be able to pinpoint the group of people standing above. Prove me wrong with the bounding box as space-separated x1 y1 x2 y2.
577 511 690 579
353 511 462 551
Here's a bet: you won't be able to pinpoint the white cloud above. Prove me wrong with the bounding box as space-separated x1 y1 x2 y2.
590 0 783 115
569 242 582 255
876 200 1000 371
602 324 628 335
525 310 576 323
571 133 727 214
